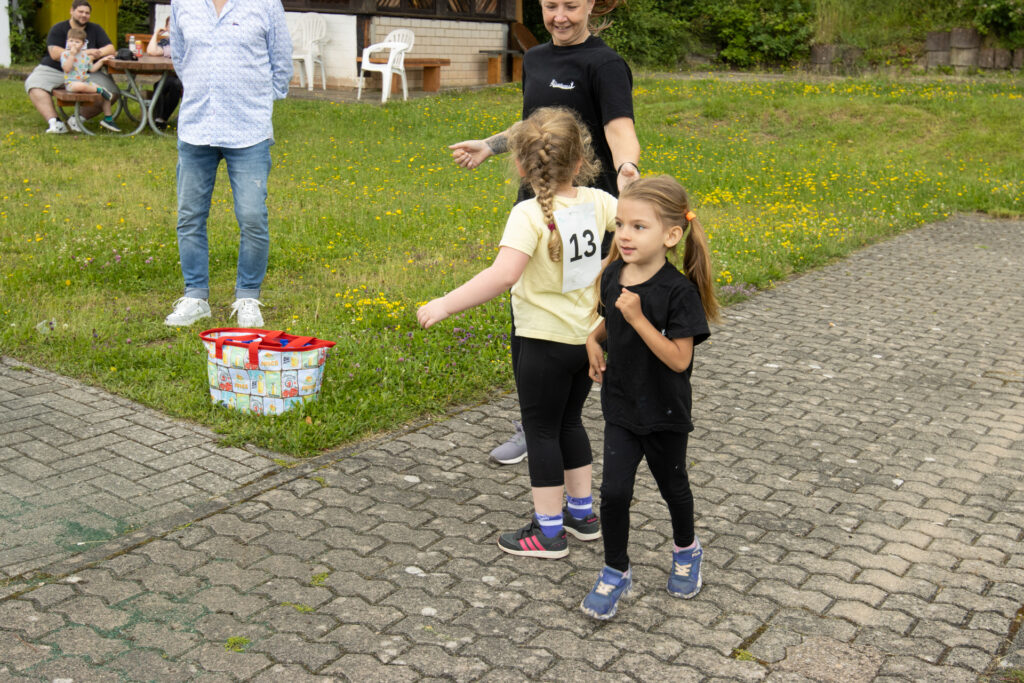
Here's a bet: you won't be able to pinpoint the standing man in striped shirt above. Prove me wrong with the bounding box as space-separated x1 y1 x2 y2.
164 0 293 328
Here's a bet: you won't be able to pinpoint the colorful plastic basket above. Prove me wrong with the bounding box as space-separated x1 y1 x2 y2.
199 328 336 416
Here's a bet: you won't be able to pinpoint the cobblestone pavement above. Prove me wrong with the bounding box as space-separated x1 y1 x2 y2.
0 214 1022 682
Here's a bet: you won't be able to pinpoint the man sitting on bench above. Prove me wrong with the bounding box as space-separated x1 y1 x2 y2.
24 0 118 134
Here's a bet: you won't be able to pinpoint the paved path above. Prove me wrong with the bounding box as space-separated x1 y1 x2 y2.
0 214 1022 682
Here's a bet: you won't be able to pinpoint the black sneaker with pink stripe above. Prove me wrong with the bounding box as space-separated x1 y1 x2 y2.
497 518 569 559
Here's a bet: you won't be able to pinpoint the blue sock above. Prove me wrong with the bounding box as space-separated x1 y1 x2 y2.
566 494 593 520
535 512 563 538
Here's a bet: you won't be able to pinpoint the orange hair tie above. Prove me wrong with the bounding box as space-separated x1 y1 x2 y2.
685 211 696 222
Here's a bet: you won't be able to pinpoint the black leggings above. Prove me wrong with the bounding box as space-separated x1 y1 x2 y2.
600 423 694 571
514 336 593 487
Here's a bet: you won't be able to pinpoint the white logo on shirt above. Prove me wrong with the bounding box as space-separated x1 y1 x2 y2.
549 79 576 90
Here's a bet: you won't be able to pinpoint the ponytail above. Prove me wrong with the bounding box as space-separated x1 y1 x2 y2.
681 215 720 323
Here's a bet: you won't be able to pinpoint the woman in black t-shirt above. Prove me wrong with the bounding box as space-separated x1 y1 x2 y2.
450 0 641 465
451 0 639 196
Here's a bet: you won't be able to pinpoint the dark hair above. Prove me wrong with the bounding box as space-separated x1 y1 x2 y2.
67 27 87 41
508 107 600 262
71 0 92 9
589 0 624 34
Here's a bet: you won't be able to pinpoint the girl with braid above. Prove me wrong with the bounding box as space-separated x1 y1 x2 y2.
450 0 641 465
418 107 617 558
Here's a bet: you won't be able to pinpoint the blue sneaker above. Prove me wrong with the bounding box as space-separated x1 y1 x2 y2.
580 566 632 620
667 539 703 598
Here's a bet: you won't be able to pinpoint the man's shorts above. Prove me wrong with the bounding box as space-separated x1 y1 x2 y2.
24 64 117 96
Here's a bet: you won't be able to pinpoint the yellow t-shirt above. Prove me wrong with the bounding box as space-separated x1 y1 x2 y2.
499 186 618 345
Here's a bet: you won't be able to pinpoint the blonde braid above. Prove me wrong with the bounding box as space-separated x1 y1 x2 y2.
508 107 601 264
534 139 562 262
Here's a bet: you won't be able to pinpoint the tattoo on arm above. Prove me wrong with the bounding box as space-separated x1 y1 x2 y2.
485 134 508 155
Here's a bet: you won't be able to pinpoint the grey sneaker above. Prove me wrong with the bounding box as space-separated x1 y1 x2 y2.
66 115 84 133
490 421 527 464
230 298 264 327
164 297 211 327
46 119 68 134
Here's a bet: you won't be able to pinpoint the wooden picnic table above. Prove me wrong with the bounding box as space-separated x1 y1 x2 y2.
106 56 176 136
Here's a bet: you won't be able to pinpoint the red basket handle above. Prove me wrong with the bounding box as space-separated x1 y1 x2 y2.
215 333 260 360
248 335 314 366
211 330 284 364
245 330 285 366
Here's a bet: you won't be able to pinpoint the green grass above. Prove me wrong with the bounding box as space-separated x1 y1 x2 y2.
223 636 250 652
811 0 975 61
2 75 1023 455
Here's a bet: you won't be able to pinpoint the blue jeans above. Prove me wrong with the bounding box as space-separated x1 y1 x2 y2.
176 138 272 301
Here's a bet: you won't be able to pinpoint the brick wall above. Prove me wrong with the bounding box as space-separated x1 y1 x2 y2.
370 16 507 88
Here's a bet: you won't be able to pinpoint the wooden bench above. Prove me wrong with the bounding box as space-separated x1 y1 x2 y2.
357 56 451 93
52 87 103 135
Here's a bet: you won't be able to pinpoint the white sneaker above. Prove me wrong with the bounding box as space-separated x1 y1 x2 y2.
46 120 68 134
164 297 212 327
66 116 84 133
230 298 264 327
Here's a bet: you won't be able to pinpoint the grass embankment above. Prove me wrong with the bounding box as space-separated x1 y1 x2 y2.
1 75 1022 454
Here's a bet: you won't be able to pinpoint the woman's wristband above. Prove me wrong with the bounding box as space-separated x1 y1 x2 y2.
616 161 640 175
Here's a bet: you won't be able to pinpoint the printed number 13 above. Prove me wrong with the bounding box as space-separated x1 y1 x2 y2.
568 229 597 262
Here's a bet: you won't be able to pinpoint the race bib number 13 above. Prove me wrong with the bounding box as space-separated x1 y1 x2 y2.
554 202 601 293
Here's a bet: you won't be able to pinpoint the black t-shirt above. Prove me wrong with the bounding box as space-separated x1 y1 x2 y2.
40 20 112 70
600 259 710 434
521 35 634 198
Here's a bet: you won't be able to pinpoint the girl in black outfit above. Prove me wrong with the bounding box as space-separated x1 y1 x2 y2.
580 176 720 620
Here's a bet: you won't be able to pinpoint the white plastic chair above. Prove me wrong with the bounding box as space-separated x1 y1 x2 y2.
357 29 414 104
291 14 328 91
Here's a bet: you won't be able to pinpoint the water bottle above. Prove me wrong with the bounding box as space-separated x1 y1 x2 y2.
128 35 135 56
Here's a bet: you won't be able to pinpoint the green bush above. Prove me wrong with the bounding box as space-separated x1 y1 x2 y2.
688 0 814 67
973 0 1024 46
117 0 151 48
601 0 694 67
7 0 45 63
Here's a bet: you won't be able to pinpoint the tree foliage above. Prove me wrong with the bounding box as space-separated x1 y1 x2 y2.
600 0 693 67
7 0 46 63
685 0 814 66
972 0 1024 46
117 0 151 48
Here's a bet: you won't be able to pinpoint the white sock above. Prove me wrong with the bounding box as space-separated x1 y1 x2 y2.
48 117 58 125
